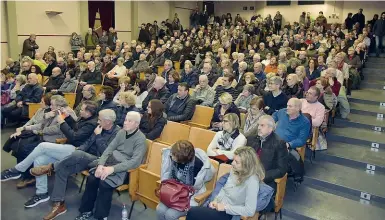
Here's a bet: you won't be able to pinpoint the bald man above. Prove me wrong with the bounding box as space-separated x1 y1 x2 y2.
44 67 65 92
1 73 44 125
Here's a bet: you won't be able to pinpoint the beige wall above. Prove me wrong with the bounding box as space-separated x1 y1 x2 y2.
1 1 9 69
214 1 385 24
15 1 81 54
115 1 132 43
138 1 170 28
175 1 197 29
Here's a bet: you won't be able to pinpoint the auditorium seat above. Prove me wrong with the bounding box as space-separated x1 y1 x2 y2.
173 61 181 72
185 105 214 129
139 72 146 80
158 66 165 76
27 103 41 119
156 121 191 145
188 127 216 151
63 93 76 108
297 146 306 162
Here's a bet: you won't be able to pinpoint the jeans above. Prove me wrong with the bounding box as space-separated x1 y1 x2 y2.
51 150 97 201
156 202 187 220
375 35 385 55
79 174 115 219
15 142 75 194
186 206 232 220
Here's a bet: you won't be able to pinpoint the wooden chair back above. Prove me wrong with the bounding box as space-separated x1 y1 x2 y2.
240 113 246 130
188 127 216 151
187 105 214 129
63 93 77 108
157 121 191 145
173 61 180 72
146 142 168 175
274 173 288 213
157 66 165 76
297 146 306 162
28 103 41 119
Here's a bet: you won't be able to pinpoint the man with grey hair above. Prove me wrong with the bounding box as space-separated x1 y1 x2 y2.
21 34 39 58
79 61 102 85
44 67 65 92
34 109 121 218
74 84 98 116
192 74 215 106
253 62 266 81
272 98 310 149
161 59 174 82
75 111 146 220
142 76 171 110
246 114 288 189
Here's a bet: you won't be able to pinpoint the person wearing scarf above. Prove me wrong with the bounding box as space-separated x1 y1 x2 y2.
207 113 247 162
243 97 266 137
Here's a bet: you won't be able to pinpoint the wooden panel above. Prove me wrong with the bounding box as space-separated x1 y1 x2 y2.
187 105 214 129
157 66 164 76
188 127 216 151
217 163 232 181
157 121 190 146
63 93 76 108
137 169 160 206
28 103 41 119
274 173 288 213
147 142 168 174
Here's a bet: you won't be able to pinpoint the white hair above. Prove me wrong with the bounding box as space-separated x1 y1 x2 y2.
126 111 141 123
99 109 116 122
258 115 276 130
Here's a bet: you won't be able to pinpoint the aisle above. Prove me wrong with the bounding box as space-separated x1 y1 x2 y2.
280 55 385 220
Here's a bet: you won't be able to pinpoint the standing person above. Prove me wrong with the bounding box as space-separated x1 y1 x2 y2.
107 27 118 50
345 13 354 31
85 28 99 52
373 12 385 57
186 147 264 220
273 11 282 34
70 32 83 55
22 34 39 59
352 8 365 32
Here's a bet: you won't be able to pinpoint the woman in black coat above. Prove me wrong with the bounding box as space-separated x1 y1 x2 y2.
140 99 167 140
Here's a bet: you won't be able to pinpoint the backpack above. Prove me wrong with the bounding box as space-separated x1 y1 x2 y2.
287 149 305 190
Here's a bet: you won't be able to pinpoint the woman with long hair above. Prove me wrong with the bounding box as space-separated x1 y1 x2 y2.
139 99 167 140
187 147 265 220
242 97 266 137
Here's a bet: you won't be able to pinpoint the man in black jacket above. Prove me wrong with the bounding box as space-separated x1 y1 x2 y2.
352 8 365 31
0 101 99 208
165 83 196 122
31 109 120 217
246 115 288 189
142 76 170 111
21 34 39 59
44 67 65 92
2 73 44 124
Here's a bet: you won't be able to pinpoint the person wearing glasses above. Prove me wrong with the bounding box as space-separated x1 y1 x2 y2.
207 113 246 163
210 92 240 131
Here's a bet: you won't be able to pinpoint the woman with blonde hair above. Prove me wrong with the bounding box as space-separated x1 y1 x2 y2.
187 147 264 220
104 57 127 90
283 74 303 98
113 76 131 103
243 97 266 137
115 91 139 127
211 93 240 131
295 65 310 91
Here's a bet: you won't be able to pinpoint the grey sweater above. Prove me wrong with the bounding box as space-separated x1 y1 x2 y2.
96 129 147 187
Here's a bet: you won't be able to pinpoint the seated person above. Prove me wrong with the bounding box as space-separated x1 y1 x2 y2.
242 97 266 137
132 80 149 109
272 98 310 149
191 75 215 107
263 76 288 115
211 93 240 131
207 113 247 162
213 73 238 104
1 101 98 207
2 73 44 124
187 147 264 220
44 67 65 92
142 76 171 111
234 84 257 113
161 60 175 82
164 83 196 122
116 92 140 127
301 86 326 127
314 77 337 110
157 140 215 220
246 115 288 188
74 61 102 107
180 60 199 88
283 74 303 98
165 71 179 94
32 109 120 218
253 62 266 82
74 85 98 116
140 99 167 140
113 76 132 104
54 69 77 93
9 75 27 101
104 57 127 90
295 66 310 92
98 86 117 112
74 112 147 220
201 62 220 87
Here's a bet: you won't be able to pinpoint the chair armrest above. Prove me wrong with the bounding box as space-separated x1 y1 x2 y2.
56 138 67 144
156 180 161 187
81 170 90 176
187 122 210 129
275 176 285 184
194 190 212 204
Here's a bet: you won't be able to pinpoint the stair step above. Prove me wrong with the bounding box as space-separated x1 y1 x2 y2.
350 102 385 116
335 113 385 129
350 89 385 104
363 68 384 75
283 184 385 220
318 141 385 171
365 63 385 68
304 161 385 203
361 82 385 90
328 126 385 147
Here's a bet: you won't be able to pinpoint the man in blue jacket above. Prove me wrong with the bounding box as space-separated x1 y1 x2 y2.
272 98 310 149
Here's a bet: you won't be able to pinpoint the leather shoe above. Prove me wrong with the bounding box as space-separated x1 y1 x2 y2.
30 163 53 177
43 201 67 220
16 178 36 189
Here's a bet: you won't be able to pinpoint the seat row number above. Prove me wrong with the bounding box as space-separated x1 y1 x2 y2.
360 192 371 201
366 164 375 175
371 143 379 152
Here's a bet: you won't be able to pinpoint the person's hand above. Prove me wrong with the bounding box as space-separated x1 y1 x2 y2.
94 125 103 135
46 111 56 119
43 87 46 91
17 101 23 108
80 81 87 86
286 142 291 150
60 108 70 118
264 106 270 110
16 127 23 133
100 166 114 180
328 77 334 86
209 201 218 209
195 85 201 91
10 132 21 139
216 203 226 211
32 130 39 135
95 165 104 178
51 89 57 93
